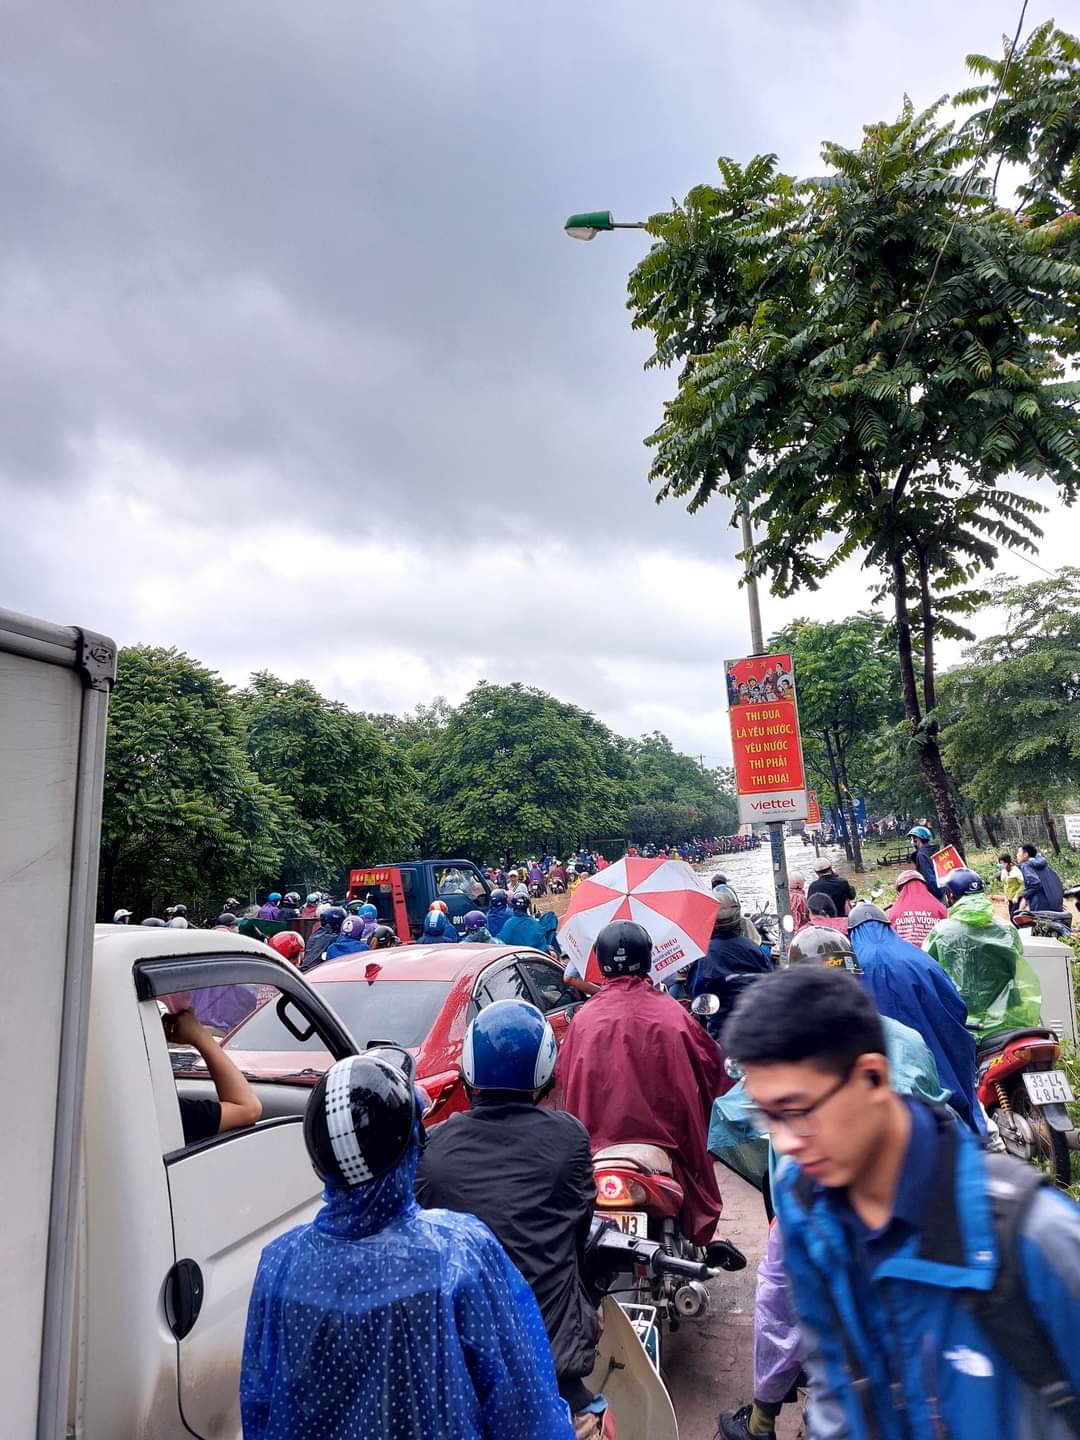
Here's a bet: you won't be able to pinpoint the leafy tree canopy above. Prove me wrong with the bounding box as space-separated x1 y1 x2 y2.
101 647 292 919
241 673 420 879
939 566 1080 821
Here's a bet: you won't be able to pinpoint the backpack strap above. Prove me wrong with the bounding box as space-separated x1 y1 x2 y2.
966 1154 1080 1437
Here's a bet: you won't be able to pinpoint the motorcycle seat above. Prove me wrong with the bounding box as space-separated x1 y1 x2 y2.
592 1143 674 1176
976 1027 1058 1059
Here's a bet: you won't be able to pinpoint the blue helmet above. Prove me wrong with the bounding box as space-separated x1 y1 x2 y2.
944 867 984 900
359 903 378 921
488 888 508 909
423 910 448 936
268 891 282 902
462 1000 557 1092
907 826 932 843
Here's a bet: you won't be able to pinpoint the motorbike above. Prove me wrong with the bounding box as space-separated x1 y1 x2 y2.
590 1138 743 1329
580 1220 700 1439
975 1024 1076 1186
1013 907 1075 941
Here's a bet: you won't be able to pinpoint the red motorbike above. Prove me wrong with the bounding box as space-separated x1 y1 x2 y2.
976 1026 1075 1186
591 1144 713 1328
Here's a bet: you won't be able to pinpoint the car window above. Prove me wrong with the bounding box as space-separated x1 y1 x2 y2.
476 964 530 1007
225 979 452 1054
519 958 579 1013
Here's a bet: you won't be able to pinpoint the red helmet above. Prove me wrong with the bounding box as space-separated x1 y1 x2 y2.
429 899 449 915
268 931 305 965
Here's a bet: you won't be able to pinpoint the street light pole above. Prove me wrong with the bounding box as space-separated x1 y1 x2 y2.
564 210 792 939
739 508 792 945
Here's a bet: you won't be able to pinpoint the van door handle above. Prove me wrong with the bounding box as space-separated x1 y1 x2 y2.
163 1258 204 1339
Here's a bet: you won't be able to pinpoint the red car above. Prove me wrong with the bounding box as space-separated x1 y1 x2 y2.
221 943 582 1123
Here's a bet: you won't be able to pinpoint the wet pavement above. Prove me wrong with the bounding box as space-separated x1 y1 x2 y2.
698 833 849 918
666 1171 803 1439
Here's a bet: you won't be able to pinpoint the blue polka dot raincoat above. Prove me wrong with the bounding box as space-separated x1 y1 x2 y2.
240 1139 574 1439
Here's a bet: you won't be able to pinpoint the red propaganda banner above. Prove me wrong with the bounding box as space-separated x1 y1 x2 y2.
931 845 965 883
807 790 822 826
725 653 809 824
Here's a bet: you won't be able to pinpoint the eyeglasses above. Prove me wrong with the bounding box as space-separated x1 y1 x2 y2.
746 1063 856 1139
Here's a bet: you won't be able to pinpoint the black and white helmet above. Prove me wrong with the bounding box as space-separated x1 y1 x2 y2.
594 921 653 978
303 1053 417 1189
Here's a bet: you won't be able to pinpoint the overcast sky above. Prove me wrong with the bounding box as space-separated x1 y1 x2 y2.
2 1 1070 765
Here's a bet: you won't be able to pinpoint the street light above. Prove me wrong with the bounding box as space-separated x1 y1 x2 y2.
564 211 647 242
562 203 794 941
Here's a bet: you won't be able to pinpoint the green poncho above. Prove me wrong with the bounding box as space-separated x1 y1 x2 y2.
924 894 1042 1036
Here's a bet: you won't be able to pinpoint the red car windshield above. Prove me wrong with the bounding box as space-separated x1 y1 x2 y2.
225 979 453 1053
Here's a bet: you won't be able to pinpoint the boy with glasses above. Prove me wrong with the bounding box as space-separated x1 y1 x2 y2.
722 967 1080 1440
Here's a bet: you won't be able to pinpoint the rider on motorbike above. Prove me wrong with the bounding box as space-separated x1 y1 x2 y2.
924 869 1042 1038
496 892 557 955
241 1050 574 1440
556 921 731 1251
416 1000 604 1434
691 886 772 1033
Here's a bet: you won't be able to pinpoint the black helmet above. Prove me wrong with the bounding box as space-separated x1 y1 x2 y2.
712 883 742 934
324 905 347 933
787 925 858 970
165 903 187 918
215 912 239 928
303 1053 417 1188
710 872 728 889
367 925 401 950
223 896 242 912
489 888 508 908
140 917 166 927
847 902 890 931
511 892 530 913
283 892 301 907
595 921 653 978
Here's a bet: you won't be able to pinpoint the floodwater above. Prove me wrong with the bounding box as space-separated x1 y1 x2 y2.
699 832 850 917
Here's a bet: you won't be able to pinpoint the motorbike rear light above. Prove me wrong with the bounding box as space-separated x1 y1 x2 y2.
594 1172 647 1207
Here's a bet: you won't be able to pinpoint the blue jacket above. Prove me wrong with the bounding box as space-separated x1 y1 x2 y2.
850 919 981 1133
487 903 510 937
324 935 369 961
690 931 772 1030
775 1105 1080 1440
241 1141 573 1440
913 844 943 900
495 912 552 951
1020 854 1065 912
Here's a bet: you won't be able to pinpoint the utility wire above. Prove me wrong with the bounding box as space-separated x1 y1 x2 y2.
894 0 1030 368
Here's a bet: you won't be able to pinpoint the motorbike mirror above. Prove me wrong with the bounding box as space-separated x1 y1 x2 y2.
691 993 721 1017
782 913 794 934
870 885 883 899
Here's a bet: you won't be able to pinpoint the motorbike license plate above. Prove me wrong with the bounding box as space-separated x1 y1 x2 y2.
1022 1070 1074 1105
612 1210 648 1237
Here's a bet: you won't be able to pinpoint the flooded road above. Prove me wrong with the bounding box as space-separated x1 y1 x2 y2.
698 832 849 916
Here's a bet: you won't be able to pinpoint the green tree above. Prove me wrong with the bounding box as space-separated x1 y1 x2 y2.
625 732 737 841
241 674 420 882
100 647 291 920
629 97 1080 850
426 682 630 858
959 22 1080 234
939 567 1080 853
769 614 902 867
368 698 453 854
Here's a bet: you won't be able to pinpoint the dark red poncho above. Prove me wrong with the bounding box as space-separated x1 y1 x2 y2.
555 975 730 1245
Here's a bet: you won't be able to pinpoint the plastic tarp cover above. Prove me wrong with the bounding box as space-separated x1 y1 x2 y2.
241 1141 574 1440
925 895 1042 1037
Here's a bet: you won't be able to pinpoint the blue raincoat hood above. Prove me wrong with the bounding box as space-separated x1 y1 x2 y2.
850 920 981 1132
241 1139 573 1440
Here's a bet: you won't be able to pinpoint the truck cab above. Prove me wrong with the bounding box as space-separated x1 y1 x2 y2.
348 858 491 938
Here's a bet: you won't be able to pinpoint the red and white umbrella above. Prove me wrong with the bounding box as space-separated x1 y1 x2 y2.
559 857 718 983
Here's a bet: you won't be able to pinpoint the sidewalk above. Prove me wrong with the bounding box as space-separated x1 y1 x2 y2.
666 1171 802 1439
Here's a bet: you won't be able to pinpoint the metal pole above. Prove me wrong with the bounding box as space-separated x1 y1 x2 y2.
740 508 792 949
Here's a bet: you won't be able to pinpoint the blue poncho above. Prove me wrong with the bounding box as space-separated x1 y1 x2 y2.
850 919 982 1132
241 1142 573 1440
